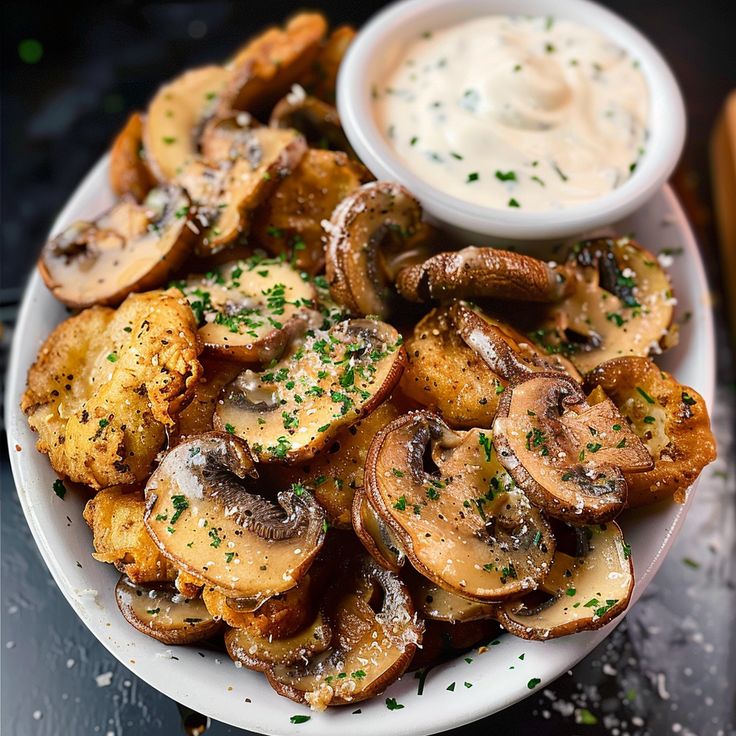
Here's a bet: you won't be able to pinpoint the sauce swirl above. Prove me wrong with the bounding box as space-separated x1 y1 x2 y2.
375 15 650 211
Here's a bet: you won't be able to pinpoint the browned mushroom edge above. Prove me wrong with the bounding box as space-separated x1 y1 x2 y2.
492 372 653 524
144 432 326 608
496 521 634 640
363 411 556 601
115 575 224 645
263 552 423 709
173 257 316 363
325 181 425 319
214 318 406 463
395 247 571 305
39 187 197 309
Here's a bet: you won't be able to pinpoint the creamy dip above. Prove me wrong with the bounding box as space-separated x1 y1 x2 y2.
375 15 650 211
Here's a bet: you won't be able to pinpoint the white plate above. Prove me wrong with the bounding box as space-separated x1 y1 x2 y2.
5 156 715 736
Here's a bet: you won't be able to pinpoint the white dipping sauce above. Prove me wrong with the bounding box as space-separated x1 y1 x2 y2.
375 15 650 211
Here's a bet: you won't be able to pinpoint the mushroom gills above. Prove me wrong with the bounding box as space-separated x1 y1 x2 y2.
364 412 556 601
497 522 633 639
115 575 223 645
144 432 326 605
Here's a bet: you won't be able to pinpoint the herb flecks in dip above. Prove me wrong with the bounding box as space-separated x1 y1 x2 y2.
375 15 650 211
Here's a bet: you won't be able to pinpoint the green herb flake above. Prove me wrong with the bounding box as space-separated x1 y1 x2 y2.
289 715 311 724
495 170 517 182
385 697 404 710
466 172 480 183
527 678 541 689
636 386 655 404
224 423 235 434
53 479 67 499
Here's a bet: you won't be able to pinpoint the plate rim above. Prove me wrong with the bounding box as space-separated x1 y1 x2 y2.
4 155 715 735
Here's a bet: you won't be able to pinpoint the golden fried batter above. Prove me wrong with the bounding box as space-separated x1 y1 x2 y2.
22 289 202 489
83 487 176 584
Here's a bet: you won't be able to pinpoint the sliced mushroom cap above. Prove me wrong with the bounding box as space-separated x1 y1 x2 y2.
177 258 316 363
225 609 332 670
115 575 223 645
364 412 555 601
352 488 406 572
497 522 633 639
39 187 196 308
584 357 716 507
144 432 326 606
198 109 260 164
252 148 370 274
109 111 156 201
143 65 229 182
215 319 405 463
268 400 400 528
219 12 327 116
400 306 502 428
404 568 497 623
493 373 653 524
450 302 581 382
270 91 353 154
325 181 425 319
395 247 571 304
265 552 423 710
300 25 355 104
532 237 675 373
177 127 306 254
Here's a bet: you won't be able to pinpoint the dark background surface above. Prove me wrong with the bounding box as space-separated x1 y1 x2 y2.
1 2 735 734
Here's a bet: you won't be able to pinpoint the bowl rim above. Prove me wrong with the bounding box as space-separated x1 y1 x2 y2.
337 0 687 240
4 157 716 735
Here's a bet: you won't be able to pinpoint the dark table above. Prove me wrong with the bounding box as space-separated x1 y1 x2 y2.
2 2 735 734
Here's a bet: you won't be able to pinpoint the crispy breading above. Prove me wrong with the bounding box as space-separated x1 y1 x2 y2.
22 289 202 489
83 487 176 583
252 149 369 274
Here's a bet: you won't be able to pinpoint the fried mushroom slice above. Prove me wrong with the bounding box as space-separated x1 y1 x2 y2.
219 12 327 116
145 433 325 607
493 373 653 524
267 400 400 527
39 187 197 309
83 488 177 584
22 290 202 489
325 181 425 318
365 412 555 601
396 247 571 305
115 576 223 645
352 487 407 572
176 258 316 363
497 522 633 640
143 65 229 182
226 609 332 670
177 127 306 254
532 237 675 373
404 567 497 623
300 25 355 105
451 302 581 382
252 148 370 274
215 319 405 463
109 112 156 201
584 357 716 507
270 90 353 154
400 307 501 428
265 552 423 710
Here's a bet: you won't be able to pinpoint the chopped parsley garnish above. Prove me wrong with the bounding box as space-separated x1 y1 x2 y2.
466 172 480 183
495 170 517 182
392 468 405 478
385 697 404 710
636 387 655 404
289 715 311 724
224 423 235 434
53 479 67 499
393 496 407 511
527 678 541 689
682 392 697 406
170 495 189 524
508 197 521 208
208 528 222 548
478 432 492 462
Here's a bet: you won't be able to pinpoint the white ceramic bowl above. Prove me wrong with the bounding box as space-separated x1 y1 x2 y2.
5 155 714 735
338 0 686 244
